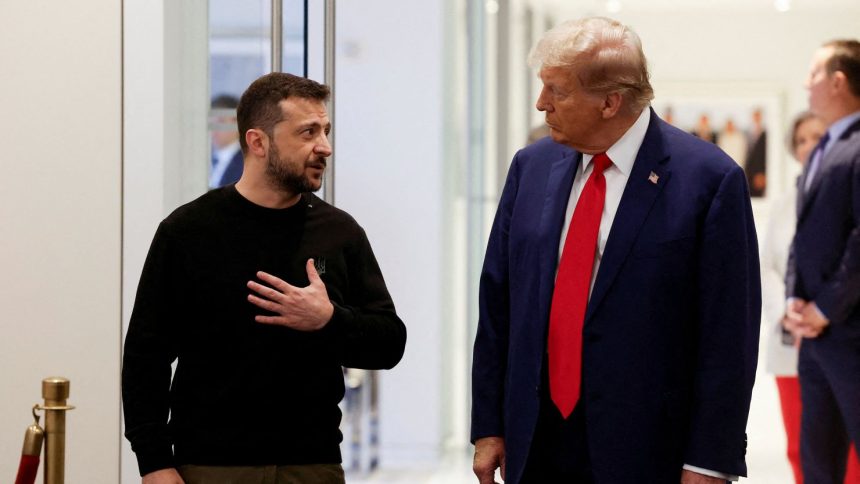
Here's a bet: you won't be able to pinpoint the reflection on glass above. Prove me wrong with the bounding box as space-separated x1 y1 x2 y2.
209 95 243 188
208 0 306 188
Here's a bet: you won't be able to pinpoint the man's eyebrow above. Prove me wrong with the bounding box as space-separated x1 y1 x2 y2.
297 121 332 131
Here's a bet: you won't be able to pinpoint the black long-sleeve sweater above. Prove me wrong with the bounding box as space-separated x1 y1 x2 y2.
122 186 406 476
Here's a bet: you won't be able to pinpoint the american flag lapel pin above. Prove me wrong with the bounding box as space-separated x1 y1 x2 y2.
648 171 659 184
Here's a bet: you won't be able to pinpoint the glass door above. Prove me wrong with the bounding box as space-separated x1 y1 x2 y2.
207 0 308 190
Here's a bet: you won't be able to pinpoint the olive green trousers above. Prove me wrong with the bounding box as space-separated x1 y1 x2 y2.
178 463 345 484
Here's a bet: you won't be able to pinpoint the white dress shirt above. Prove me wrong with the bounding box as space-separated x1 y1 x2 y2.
557 107 736 481
557 107 649 293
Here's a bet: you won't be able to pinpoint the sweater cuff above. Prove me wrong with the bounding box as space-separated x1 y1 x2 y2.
320 302 353 336
135 446 175 477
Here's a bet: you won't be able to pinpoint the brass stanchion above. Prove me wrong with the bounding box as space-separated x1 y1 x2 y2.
39 377 74 484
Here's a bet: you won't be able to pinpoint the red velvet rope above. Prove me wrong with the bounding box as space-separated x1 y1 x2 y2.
14 454 40 484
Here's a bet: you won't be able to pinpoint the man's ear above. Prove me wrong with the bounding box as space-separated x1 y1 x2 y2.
831 70 849 95
245 129 268 158
601 92 623 119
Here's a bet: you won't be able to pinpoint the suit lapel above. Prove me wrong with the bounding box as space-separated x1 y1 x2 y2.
799 118 860 221
537 148 579 332
801 147 831 212
796 167 807 218
585 110 671 323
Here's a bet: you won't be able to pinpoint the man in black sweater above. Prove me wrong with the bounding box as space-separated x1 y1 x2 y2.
122 73 407 484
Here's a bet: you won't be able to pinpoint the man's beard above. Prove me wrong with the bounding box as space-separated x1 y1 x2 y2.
265 144 324 195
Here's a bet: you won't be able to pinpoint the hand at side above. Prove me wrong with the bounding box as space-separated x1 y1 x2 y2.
142 468 185 484
473 436 505 484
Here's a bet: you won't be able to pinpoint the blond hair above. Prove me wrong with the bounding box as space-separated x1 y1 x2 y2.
528 17 654 114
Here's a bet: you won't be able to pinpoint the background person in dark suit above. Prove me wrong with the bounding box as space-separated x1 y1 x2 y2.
471 17 760 484
744 108 768 197
784 39 860 483
209 94 244 188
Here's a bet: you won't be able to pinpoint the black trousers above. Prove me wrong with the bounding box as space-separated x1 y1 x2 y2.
521 362 732 483
799 334 860 484
521 364 594 484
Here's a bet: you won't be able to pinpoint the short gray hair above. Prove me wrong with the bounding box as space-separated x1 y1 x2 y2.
528 17 654 114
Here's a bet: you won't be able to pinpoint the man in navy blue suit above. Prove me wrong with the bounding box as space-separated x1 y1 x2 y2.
209 94 244 189
471 17 760 483
784 39 860 483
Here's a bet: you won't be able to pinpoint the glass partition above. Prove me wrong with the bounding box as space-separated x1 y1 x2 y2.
122 2 317 482
207 0 307 189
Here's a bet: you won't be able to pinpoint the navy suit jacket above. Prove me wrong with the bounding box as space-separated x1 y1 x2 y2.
471 109 761 483
213 148 244 188
788 118 860 335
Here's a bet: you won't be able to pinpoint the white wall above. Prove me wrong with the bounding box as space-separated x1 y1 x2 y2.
336 0 446 464
622 9 859 111
0 2 122 483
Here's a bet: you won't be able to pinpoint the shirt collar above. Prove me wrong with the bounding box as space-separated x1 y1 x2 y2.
826 110 860 149
581 107 650 176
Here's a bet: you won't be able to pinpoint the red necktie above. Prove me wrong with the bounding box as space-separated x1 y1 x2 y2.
548 152 612 418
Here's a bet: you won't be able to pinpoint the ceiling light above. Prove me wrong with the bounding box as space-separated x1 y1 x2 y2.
606 0 622 14
774 0 791 12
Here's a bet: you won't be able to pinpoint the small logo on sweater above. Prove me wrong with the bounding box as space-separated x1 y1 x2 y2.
313 257 327 275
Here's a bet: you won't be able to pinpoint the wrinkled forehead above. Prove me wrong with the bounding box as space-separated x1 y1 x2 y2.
539 65 578 86
275 98 330 129
279 97 328 117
